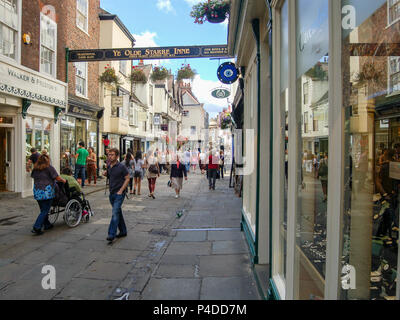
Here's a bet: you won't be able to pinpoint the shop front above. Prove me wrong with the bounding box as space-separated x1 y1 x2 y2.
269 0 400 300
60 97 102 173
0 56 67 198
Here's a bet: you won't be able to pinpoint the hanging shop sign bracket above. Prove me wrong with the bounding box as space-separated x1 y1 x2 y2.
67 45 232 62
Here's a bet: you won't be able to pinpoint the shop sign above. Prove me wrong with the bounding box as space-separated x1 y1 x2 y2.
68 106 97 119
0 59 67 107
211 88 231 99
68 45 231 62
112 96 124 108
153 115 161 125
138 111 147 122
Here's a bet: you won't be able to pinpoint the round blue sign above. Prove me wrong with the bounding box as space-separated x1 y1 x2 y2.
217 62 239 84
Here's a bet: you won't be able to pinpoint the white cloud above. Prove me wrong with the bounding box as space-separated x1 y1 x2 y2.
157 0 175 13
183 0 200 5
191 75 232 117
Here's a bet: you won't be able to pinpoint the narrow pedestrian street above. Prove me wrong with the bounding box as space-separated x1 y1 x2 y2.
0 170 259 300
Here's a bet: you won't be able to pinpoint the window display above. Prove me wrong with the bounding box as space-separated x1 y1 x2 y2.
341 0 399 300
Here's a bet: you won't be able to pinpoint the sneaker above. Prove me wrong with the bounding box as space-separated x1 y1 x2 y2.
106 236 114 242
31 228 43 235
116 233 127 238
44 224 53 230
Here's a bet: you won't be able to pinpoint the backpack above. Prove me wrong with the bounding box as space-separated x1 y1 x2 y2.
149 164 159 174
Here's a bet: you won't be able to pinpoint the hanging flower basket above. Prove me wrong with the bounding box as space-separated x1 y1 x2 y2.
99 65 121 86
354 62 385 88
220 113 232 129
130 66 147 83
190 0 230 25
177 64 197 81
151 66 169 82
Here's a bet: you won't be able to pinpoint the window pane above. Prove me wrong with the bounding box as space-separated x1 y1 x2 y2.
0 23 16 59
341 0 399 301
295 0 329 300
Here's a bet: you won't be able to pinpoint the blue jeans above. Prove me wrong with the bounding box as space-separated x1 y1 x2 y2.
33 199 53 230
108 193 127 238
74 164 86 187
185 163 190 172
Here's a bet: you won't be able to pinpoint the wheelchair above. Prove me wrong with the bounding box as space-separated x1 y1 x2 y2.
48 181 94 228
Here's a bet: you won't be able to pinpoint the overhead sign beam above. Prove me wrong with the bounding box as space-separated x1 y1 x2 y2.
68 45 232 62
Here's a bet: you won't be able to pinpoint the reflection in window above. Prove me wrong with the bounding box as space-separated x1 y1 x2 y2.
342 0 399 300
295 0 329 300
0 0 18 60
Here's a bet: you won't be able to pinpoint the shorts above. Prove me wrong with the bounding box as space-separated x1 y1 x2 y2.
134 171 142 178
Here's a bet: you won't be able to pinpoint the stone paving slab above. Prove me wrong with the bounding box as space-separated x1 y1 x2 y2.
199 255 253 278
164 242 211 256
76 261 133 281
55 278 118 300
200 276 259 300
141 278 201 300
212 240 250 255
173 230 207 242
207 229 243 241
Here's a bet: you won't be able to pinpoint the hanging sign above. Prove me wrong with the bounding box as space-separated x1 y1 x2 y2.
112 96 123 107
211 88 231 99
217 62 239 84
68 45 232 62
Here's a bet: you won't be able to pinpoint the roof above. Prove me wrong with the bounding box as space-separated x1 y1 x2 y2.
99 9 135 45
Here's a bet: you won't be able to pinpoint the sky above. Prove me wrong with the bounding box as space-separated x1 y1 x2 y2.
100 0 234 119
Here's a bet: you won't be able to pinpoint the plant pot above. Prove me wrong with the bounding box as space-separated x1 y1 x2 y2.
206 11 227 23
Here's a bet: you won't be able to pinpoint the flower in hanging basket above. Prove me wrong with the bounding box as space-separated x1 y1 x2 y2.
151 66 169 82
99 65 122 86
130 67 147 83
190 0 230 24
220 113 232 129
177 63 197 81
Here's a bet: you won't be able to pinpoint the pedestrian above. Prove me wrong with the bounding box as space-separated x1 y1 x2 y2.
74 141 89 187
191 151 198 172
123 152 135 195
26 148 40 172
160 151 167 174
133 151 144 195
219 150 225 179
184 149 191 173
87 147 97 185
199 150 206 174
31 154 66 235
103 148 130 243
170 154 188 198
145 149 160 199
318 153 328 202
207 149 219 190
60 167 81 194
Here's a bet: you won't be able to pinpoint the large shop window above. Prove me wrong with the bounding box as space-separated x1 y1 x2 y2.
40 13 57 77
25 116 52 159
0 0 18 60
341 0 400 300
295 0 329 300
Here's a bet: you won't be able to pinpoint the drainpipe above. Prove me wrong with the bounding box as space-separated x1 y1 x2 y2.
65 47 69 83
251 19 261 265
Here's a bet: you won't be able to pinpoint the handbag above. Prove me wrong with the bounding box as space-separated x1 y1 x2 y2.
167 180 172 187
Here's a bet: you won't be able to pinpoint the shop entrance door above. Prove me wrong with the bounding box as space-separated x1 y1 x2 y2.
0 128 7 191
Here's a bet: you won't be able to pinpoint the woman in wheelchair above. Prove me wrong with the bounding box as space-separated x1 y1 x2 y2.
61 167 82 194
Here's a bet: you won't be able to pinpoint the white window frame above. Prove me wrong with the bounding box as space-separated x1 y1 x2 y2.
119 60 127 77
75 61 88 98
387 0 400 27
388 56 400 95
39 13 57 78
76 0 89 34
0 0 21 63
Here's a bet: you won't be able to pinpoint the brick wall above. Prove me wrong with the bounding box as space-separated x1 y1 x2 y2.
21 0 100 107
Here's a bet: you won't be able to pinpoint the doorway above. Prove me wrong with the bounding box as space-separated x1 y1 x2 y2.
0 127 12 192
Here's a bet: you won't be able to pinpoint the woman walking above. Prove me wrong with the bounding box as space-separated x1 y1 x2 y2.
123 152 135 194
133 151 144 195
87 147 97 185
31 154 66 235
145 150 160 199
170 154 188 198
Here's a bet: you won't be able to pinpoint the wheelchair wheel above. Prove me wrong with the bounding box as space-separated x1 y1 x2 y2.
48 206 59 225
63 199 82 227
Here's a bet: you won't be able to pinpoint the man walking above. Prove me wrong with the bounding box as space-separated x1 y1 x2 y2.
104 148 130 243
74 141 89 187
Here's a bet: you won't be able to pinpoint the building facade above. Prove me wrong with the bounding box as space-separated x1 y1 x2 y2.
229 0 400 300
60 0 103 173
0 0 68 198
